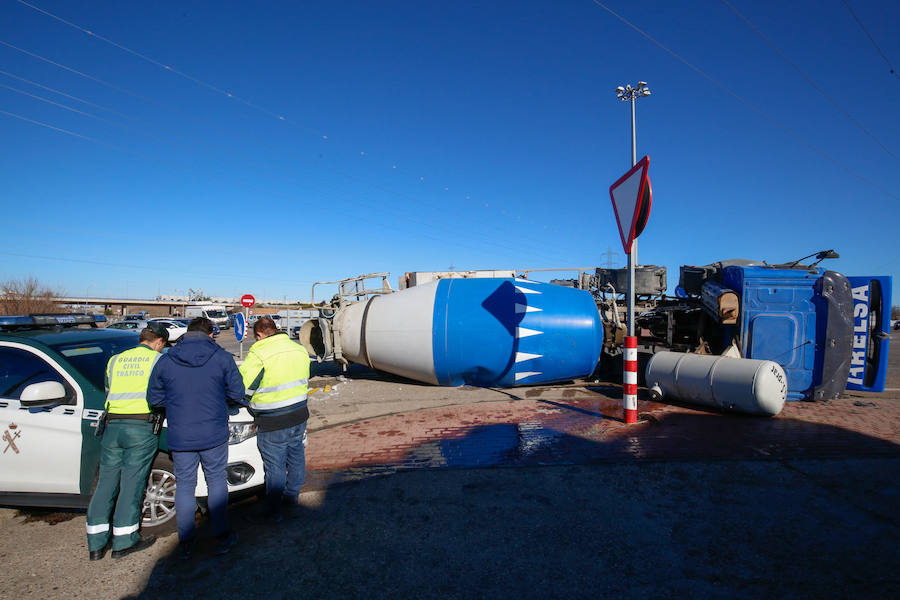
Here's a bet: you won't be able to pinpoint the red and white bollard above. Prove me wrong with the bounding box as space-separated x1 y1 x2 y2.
623 336 638 424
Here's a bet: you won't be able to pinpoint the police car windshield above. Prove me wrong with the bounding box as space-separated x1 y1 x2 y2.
49 338 139 390
206 310 226 318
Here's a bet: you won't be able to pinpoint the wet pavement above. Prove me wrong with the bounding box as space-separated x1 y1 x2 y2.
211 330 900 483
305 382 899 488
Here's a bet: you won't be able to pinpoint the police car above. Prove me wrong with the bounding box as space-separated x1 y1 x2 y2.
0 314 264 530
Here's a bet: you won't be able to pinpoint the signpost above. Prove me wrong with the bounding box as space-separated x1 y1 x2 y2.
238 294 255 360
234 312 246 358
609 155 652 424
234 312 245 341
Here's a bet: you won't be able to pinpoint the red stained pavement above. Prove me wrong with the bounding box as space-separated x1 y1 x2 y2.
305 385 900 488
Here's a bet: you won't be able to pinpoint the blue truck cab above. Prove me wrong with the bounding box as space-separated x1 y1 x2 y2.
720 266 891 400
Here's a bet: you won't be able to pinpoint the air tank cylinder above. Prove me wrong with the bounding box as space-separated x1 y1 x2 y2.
645 351 787 416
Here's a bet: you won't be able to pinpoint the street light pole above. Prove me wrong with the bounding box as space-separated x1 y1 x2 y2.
631 93 637 167
615 81 651 425
615 81 651 337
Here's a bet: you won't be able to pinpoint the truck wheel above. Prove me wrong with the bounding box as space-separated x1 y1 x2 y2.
142 455 177 533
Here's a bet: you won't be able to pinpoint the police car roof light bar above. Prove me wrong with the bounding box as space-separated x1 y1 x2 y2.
0 313 107 330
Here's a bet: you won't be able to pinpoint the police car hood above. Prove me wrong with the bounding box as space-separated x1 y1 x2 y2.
167 333 220 367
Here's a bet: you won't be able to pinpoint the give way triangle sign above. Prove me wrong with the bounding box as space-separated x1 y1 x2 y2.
609 155 652 254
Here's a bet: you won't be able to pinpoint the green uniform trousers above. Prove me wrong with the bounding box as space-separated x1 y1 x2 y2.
85 420 158 551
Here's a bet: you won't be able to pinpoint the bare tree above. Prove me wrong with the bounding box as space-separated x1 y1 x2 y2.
0 277 61 315
892 305 900 321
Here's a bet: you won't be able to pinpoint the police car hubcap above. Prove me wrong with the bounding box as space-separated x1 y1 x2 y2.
142 469 176 526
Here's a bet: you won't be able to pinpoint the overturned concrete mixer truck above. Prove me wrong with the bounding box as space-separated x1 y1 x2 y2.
299 253 891 404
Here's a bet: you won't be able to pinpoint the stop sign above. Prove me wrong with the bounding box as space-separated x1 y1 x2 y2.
240 294 255 308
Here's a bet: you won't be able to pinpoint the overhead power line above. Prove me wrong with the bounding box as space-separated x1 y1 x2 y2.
589 0 899 202
12 0 466 202
0 40 236 132
0 37 571 253
719 0 899 165
0 80 572 264
13 0 296 124
0 105 577 266
839 0 900 81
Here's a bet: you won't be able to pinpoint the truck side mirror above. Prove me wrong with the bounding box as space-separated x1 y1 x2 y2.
20 381 68 408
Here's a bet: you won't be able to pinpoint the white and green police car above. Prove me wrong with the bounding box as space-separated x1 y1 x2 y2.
0 314 264 530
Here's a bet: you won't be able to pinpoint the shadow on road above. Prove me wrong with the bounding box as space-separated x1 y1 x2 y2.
128 409 900 600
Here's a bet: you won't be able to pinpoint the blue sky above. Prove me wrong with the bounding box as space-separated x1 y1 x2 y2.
1 0 898 302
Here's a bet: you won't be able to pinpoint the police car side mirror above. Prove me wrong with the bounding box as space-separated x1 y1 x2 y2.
20 381 68 408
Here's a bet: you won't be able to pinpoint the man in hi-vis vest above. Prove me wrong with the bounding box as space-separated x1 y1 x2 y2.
239 316 311 522
85 322 168 561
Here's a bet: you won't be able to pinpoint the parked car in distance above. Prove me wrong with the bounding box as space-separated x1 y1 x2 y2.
172 318 219 338
147 319 188 343
122 313 148 322
107 320 149 333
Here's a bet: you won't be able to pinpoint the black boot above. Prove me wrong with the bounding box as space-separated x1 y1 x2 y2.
110 535 157 559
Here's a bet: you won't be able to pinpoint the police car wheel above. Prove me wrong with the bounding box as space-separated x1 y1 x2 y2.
142 456 177 531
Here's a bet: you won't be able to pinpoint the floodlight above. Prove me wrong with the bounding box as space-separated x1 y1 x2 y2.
616 86 625 92
637 81 647 87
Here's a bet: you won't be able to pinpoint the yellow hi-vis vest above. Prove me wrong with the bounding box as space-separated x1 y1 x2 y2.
239 333 310 412
105 344 160 414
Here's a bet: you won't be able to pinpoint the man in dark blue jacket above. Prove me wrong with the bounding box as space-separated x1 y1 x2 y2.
147 317 245 558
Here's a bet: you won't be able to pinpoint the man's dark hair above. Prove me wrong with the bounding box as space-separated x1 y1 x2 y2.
253 316 278 336
187 317 214 335
140 322 168 343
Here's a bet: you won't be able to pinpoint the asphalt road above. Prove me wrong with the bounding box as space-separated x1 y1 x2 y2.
0 333 897 599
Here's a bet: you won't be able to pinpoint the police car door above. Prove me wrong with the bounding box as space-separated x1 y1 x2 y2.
0 343 83 493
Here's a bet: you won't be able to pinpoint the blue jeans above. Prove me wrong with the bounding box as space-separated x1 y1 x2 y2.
172 442 229 541
256 421 307 512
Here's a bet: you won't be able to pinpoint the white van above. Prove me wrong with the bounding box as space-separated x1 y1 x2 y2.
185 304 230 329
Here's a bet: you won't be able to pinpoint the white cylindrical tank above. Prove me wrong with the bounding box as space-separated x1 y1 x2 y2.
645 351 787 416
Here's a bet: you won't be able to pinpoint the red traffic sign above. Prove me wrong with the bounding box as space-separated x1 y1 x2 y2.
240 294 256 308
609 155 652 254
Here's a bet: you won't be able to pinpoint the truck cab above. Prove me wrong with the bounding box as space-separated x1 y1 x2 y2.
631 259 892 401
